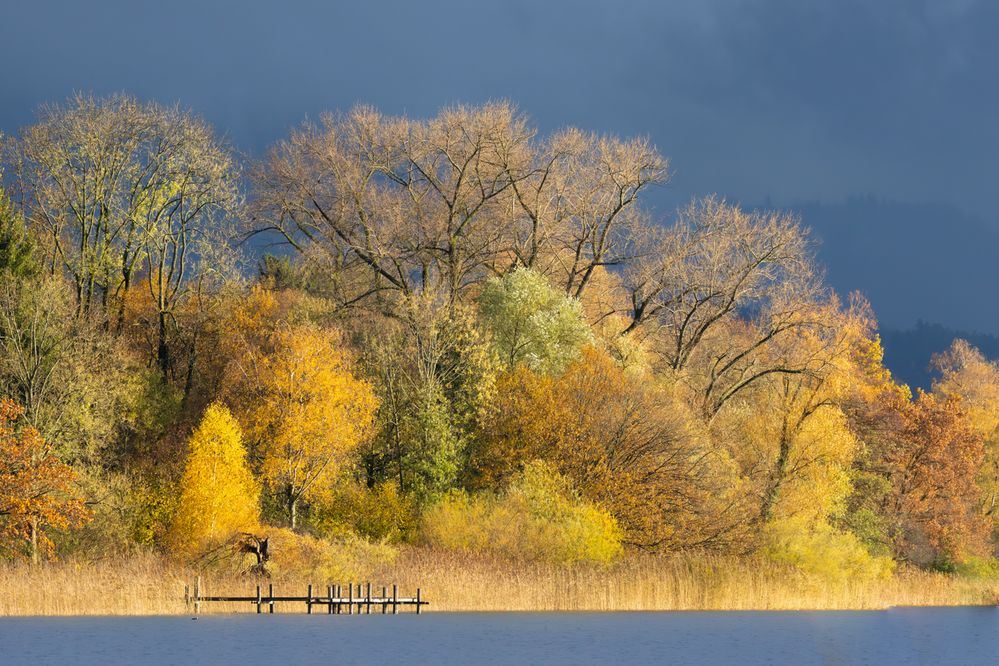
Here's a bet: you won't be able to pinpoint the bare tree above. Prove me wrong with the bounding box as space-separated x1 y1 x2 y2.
6 94 240 372
253 105 525 306
506 128 669 297
622 197 828 417
251 103 668 312
139 133 240 377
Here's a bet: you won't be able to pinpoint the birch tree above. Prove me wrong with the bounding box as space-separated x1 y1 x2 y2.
239 325 378 529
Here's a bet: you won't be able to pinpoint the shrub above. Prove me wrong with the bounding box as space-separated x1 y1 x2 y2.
931 555 999 578
54 471 173 558
309 482 416 543
261 528 397 582
764 517 895 580
421 461 622 564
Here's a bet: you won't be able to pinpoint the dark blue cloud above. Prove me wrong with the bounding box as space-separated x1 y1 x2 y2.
2 0 997 331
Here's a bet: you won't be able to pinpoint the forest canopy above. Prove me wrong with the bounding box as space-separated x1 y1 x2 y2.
0 95 995 579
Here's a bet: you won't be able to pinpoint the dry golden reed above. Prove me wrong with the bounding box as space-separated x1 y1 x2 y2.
0 548 996 616
376 549 999 612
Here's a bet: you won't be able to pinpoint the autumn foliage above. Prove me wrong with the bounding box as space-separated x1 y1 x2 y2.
0 400 89 562
423 462 623 564
231 324 379 529
0 97 996 585
170 403 259 554
878 392 988 564
472 347 725 551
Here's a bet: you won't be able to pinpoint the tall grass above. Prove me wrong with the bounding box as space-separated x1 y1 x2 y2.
0 553 190 616
0 548 996 615
378 548 999 611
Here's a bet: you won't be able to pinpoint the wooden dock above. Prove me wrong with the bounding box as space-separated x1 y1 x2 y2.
185 578 427 615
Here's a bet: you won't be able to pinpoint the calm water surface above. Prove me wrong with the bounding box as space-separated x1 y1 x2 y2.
2 608 998 665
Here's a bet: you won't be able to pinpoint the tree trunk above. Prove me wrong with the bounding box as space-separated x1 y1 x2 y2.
157 311 170 376
115 267 131 333
288 487 298 530
30 516 39 566
182 331 198 407
760 426 792 523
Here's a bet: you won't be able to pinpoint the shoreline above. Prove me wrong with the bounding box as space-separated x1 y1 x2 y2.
2 606 998 619
1 549 996 616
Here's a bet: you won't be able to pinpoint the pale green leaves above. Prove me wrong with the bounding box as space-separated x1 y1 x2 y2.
478 267 593 375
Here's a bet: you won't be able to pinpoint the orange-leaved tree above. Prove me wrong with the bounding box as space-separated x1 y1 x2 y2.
240 325 379 529
891 392 989 564
471 346 736 551
0 399 89 563
931 340 999 526
855 387 989 566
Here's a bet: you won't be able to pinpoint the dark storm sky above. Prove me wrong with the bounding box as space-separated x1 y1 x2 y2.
3 0 998 333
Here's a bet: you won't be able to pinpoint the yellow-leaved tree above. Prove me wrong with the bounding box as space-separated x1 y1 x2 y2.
716 297 895 578
171 403 259 554
242 325 378 529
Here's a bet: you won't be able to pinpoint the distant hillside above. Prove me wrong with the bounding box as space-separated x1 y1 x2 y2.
762 197 999 388
881 321 999 390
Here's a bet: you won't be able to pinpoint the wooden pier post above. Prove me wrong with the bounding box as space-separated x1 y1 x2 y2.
392 584 398 615
307 584 313 614
381 586 387 614
336 585 342 614
366 582 372 614
416 588 422 615
256 585 262 614
184 584 190 612
328 585 334 614
348 582 353 615
268 583 274 613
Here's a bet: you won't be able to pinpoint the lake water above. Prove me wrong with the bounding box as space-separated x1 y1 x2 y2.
2 608 998 665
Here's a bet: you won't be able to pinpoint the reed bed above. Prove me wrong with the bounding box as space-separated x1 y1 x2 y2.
0 554 191 616
0 548 996 615
377 548 999 611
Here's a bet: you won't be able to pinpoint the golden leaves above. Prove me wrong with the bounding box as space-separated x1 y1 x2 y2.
170 403 259 554
239 323 379 526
